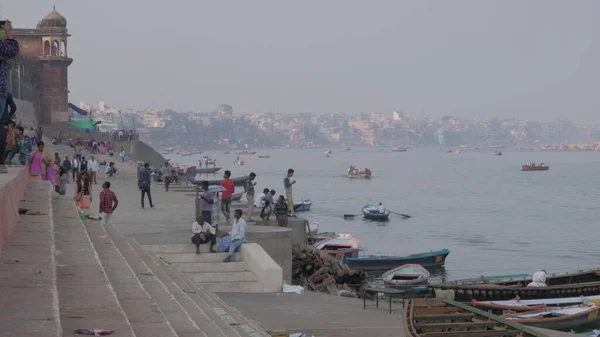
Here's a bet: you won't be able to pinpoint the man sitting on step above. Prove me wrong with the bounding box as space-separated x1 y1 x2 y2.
191 215 216 254
217 209 247 262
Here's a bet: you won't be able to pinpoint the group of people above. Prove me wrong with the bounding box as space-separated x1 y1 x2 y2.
112 129 138 142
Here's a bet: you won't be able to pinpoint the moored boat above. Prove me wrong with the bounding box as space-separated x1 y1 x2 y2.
522 163 549 171
503 303 600 331
428 267 600 301
344 249 450 274
404 298 547 337
257 155 271 158
197 167 222 174
361 204 390 221
195 175 248 187
313 233 361 260
392 146 407 152
293 199 312 212
306 221 319 235
472 295 600 313
382 264 430 288
236 150 257 155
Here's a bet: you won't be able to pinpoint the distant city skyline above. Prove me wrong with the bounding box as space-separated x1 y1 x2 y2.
7 0 600 123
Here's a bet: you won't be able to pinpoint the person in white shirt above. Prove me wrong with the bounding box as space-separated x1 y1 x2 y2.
71 156 81 182
87 156 100 184
377 202 385 214
219 209 247 262
191 215 217 254
254 188 269 208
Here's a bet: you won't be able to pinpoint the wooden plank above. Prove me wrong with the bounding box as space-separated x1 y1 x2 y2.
414 321 501 329
413 300 448 308
414 313 475 321
422 330 519 337
415 307 462 314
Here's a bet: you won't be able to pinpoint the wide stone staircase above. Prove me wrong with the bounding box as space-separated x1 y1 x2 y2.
0 174 272 337
143 244 265 293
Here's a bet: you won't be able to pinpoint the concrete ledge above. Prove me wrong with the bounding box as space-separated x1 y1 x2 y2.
240 243 283 293
0 168 32 256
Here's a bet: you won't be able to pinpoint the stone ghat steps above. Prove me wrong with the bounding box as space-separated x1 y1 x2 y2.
98 222 271 337
0 180 61 337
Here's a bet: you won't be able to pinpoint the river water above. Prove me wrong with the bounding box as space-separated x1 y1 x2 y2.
165 148 600 281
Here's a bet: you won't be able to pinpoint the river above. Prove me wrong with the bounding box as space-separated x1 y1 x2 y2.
164 148 600 281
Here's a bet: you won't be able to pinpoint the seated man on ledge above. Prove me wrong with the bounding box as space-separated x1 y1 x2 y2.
191 215 216 254
217 209 247 262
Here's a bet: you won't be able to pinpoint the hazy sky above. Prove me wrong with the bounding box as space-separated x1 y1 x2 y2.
5 1 600 122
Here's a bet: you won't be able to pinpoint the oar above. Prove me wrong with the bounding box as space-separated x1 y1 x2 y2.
390 211 411 219
343 213 361 219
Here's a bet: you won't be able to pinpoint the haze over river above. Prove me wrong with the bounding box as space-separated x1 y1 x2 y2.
165 148 600 281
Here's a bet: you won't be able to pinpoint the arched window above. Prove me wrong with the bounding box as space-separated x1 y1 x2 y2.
43 40 50 56
61 41 67 56
52 40 59 56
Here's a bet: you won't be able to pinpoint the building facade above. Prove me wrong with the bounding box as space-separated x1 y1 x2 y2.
13 7 73 124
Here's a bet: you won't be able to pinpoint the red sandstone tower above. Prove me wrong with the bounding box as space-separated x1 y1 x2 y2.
13 7 73 124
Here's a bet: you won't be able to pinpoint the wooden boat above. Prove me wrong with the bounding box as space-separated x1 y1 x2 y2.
404 298 549 337
313 233 361 260
194 175 248 187
348 166 372 179
293 199 312 212
392 146 407 152
196 167 221 174
428 267 600 301
236 150 256 155
306 221 319 235
494 151 503 156
383 264 430 288
232 192 243 202
473 295 600 313
453 274 529 285
522 164 549 171
344 249 450 274
503 303 600 331
361 204 390 221
257 155 271 158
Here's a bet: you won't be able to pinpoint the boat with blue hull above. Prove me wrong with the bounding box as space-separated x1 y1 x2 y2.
344 249 450 274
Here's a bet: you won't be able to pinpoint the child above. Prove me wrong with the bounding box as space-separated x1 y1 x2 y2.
58 166 68 195
191 215 216 254
274 195 289 227
99 181 119 225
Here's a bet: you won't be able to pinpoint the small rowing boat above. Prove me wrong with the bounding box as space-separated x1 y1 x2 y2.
361 204 390 221
344 249 450 274
503 303 600 331
522 163 549 171
382 264 430 288
293 199 312 212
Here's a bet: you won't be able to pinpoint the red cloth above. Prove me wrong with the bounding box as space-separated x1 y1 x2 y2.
99 189 119 214
220 179 234 199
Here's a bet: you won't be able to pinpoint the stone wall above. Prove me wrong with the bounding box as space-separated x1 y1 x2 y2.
14 98 39 129
0 169 32 257
117 141 168 168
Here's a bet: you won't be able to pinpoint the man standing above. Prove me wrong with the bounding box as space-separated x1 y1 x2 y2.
219 209 247 262
138 162 154 208
71 155 80 182
99 181 119 225
87 155 99 184
220 170 234 221
62 155 71 182
200 180 214 224
243 172 257 220
162 162 171 191
0 21 20 174
283 169 296 217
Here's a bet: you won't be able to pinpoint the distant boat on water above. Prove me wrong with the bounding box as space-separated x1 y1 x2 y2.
392 146 407 152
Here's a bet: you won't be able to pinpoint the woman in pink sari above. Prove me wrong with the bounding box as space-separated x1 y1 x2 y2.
28 141 53 181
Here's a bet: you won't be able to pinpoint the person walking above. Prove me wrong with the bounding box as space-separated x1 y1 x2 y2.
61 155 71 182
138 162 154 208
283 169 296 217
243 172 257 220
119 149 126 163
99 181 119 225
218 209 247 262
220 170 234 221
200 180 214 224
162 162 171 191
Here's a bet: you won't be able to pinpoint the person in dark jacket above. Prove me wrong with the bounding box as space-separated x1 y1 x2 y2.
138 162 154 208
